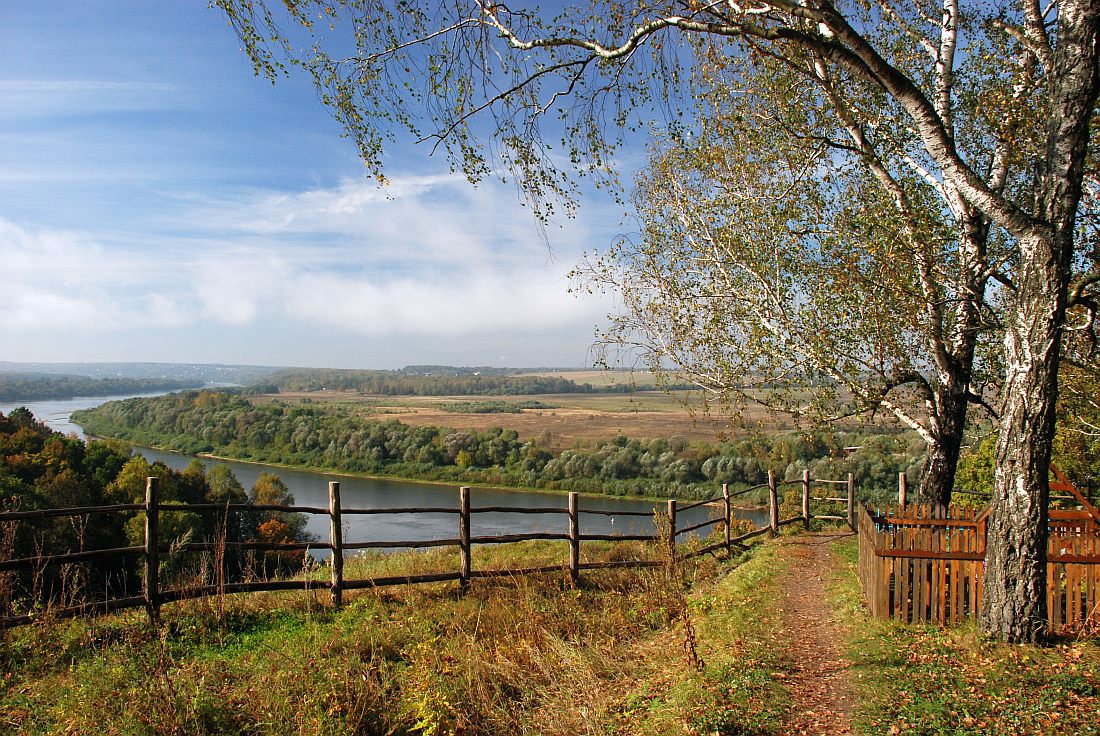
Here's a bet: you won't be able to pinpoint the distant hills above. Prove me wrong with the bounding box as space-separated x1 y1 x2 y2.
0 362 630 402
0 361 282 384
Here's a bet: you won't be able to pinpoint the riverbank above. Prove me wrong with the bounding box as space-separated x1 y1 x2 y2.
90 431 768 510
72 390 918 509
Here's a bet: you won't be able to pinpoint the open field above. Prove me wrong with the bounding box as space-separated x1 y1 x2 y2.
253 389 809 449
517 368 667 388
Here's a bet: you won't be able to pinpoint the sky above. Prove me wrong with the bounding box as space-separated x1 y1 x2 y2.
0 2 634 369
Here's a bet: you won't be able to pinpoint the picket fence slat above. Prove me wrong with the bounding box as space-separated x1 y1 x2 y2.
857 502 1100 633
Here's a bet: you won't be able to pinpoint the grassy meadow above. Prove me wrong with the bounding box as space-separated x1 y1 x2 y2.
254 368 851 451
3 529 1096 735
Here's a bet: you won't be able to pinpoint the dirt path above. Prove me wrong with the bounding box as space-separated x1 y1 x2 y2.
775 533 856 736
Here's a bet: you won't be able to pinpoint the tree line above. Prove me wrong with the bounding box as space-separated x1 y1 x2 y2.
0 408 313 617
0 373 201 402
259 368 635 396
72 390 923 499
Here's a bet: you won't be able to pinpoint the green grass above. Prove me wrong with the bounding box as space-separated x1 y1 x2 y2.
829 536 1100 736
0 537 798 736
11 532 1094 735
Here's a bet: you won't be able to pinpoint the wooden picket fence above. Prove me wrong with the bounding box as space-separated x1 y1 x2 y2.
858 502 1100 632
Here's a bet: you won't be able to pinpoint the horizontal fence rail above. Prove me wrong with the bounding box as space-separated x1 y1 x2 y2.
1 472 859 628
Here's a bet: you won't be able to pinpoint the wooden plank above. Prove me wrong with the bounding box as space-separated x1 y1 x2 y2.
1048 560 1059 631
2 595 147 629
568 492 579 583
459 486 471 587
342 506 460 515
802 470 811 530
847 473 856 530
469 532 571 544
677 497 717 512
343 572 462 589
874 549 985 561
869 517 981 528
1051 463 1100 524
579 559 662 570
936 526 946 625
329 481 343 608
768 472 779 535
470 565 564 579
0 503 145 521
159 502 330 514
668 499 678 557
161 579 332 601
470 506 568 515
579 508 654 517
343 538 460 550
723 483 732 555
681 541 730 559
145 476 160 625
580 533 657 542
0 545 145 571
679 517 722 536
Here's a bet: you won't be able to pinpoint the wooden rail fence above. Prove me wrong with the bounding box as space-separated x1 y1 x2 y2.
858 502 1100 632
0 472 857 628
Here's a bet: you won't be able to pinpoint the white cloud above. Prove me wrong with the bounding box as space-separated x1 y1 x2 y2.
177 173 582 268
0 171 616 346
0 217 211 331
0 79 179 119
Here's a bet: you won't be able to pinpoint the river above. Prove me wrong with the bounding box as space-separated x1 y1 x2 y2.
4 391 767 551
138 447 766 554
0 392 178 439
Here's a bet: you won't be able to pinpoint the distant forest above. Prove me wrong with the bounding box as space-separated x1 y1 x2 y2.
73 390 924 500
258 368 635 396
0 373 202 402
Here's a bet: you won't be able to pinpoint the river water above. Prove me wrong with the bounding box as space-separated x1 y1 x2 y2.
4 392 767 552
0 392 174 438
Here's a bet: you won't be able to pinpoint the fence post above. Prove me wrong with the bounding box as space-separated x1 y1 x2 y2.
667 499 677 559
144 476 160 625
459 486 471 588
847 472 856 530
898 471 909 508
722 483 732 555
568 492 579 584
768 470 779 535
328 481 343 608
802 469 811 530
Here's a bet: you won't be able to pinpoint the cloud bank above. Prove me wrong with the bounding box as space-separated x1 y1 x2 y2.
1 173 615 359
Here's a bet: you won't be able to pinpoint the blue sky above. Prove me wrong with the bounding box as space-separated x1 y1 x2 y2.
0 2 630 369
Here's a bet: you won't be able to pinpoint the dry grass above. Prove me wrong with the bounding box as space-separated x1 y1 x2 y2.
253 389 814 450
0 533 801 736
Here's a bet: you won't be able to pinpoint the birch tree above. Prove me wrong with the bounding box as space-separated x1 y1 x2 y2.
218 0 1100 641
576 54 1002 508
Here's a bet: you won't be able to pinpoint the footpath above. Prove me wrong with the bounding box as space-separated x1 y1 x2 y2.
775 533 856 736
